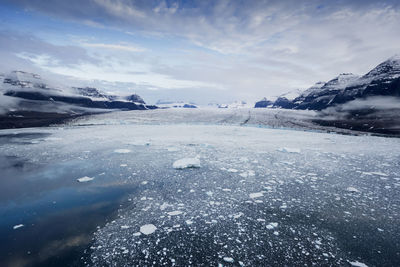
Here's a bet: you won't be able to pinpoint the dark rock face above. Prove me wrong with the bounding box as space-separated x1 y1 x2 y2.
273 97 296 109
125 94 145 104
254 98 273 108
75 87 109 99
183 104 197 108
4 90 147 110
293 74 359 110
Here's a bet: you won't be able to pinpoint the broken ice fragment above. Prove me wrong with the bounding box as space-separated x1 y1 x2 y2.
173 158 200 169
249 192 263 199
13 224 24 230
140 224 157 235
266 222 278 229
223 257 234 263
167 211 183 216
348 260 369 267
77 176 94 182
346 187 360 193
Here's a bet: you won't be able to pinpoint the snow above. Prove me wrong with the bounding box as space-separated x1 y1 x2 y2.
348 260 369 267
77 176 95 182
173 157 200 169
13 224 24 230
140 224 157 235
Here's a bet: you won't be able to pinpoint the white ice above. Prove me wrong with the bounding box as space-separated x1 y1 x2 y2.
140 224 157 235
173 157 201 169
77 176 95 182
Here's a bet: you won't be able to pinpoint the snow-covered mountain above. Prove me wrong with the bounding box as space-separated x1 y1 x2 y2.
293 73 359 110
267 55 400 111
0 71 152 115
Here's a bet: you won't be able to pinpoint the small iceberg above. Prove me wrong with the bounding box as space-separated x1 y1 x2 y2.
173 157 200 169
13 224 24 230
249 192 263 199
140 224 157 235
77 176 95 182
346 187 360 193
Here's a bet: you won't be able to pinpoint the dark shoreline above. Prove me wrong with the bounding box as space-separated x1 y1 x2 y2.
0 111 85 130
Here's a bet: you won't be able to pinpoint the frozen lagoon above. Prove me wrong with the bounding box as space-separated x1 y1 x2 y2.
0 108 399 266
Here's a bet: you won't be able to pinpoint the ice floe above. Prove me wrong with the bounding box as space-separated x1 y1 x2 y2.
348 260 369 267
173 157 201 169
77 176 95 182
140 224 157 235
13 224 24 230
249 192 263 199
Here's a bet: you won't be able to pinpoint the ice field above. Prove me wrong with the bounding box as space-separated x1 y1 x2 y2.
0 108 399 266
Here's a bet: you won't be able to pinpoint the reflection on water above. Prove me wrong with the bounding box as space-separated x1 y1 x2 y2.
0 134 140 267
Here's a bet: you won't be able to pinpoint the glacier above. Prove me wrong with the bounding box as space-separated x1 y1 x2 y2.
0 108 399 266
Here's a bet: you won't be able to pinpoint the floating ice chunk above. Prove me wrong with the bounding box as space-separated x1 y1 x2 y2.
185 220 193 225
114 149 131 153
266 222 278 229
160 202 171 211
173 158 200 169
233 212 244 219
133 232 141 236
348 260 369 267
120 164 128 167
362 171 388 176
278 147 301 153
346 187 360 193
140 224 157 235
168 211 183 216
13 224 24 230
77 176 94 182
239 172 248 178
167 147 180 152
121 225 130 229
141 181 148 185
227 168 238 173
249 192 263 199
223 257 234 263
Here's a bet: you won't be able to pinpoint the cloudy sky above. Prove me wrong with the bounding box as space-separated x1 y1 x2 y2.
0 0 399 104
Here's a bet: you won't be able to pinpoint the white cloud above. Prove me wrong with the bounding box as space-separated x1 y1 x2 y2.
81 43 147 52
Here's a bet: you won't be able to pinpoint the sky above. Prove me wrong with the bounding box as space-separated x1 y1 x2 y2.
0 0 400 104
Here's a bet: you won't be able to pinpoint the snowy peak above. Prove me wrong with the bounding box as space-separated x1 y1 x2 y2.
323 73 359 90
3 70 46 89
125 94 145 104
74 87 109 100
1 70 150 112
364 55 400 79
